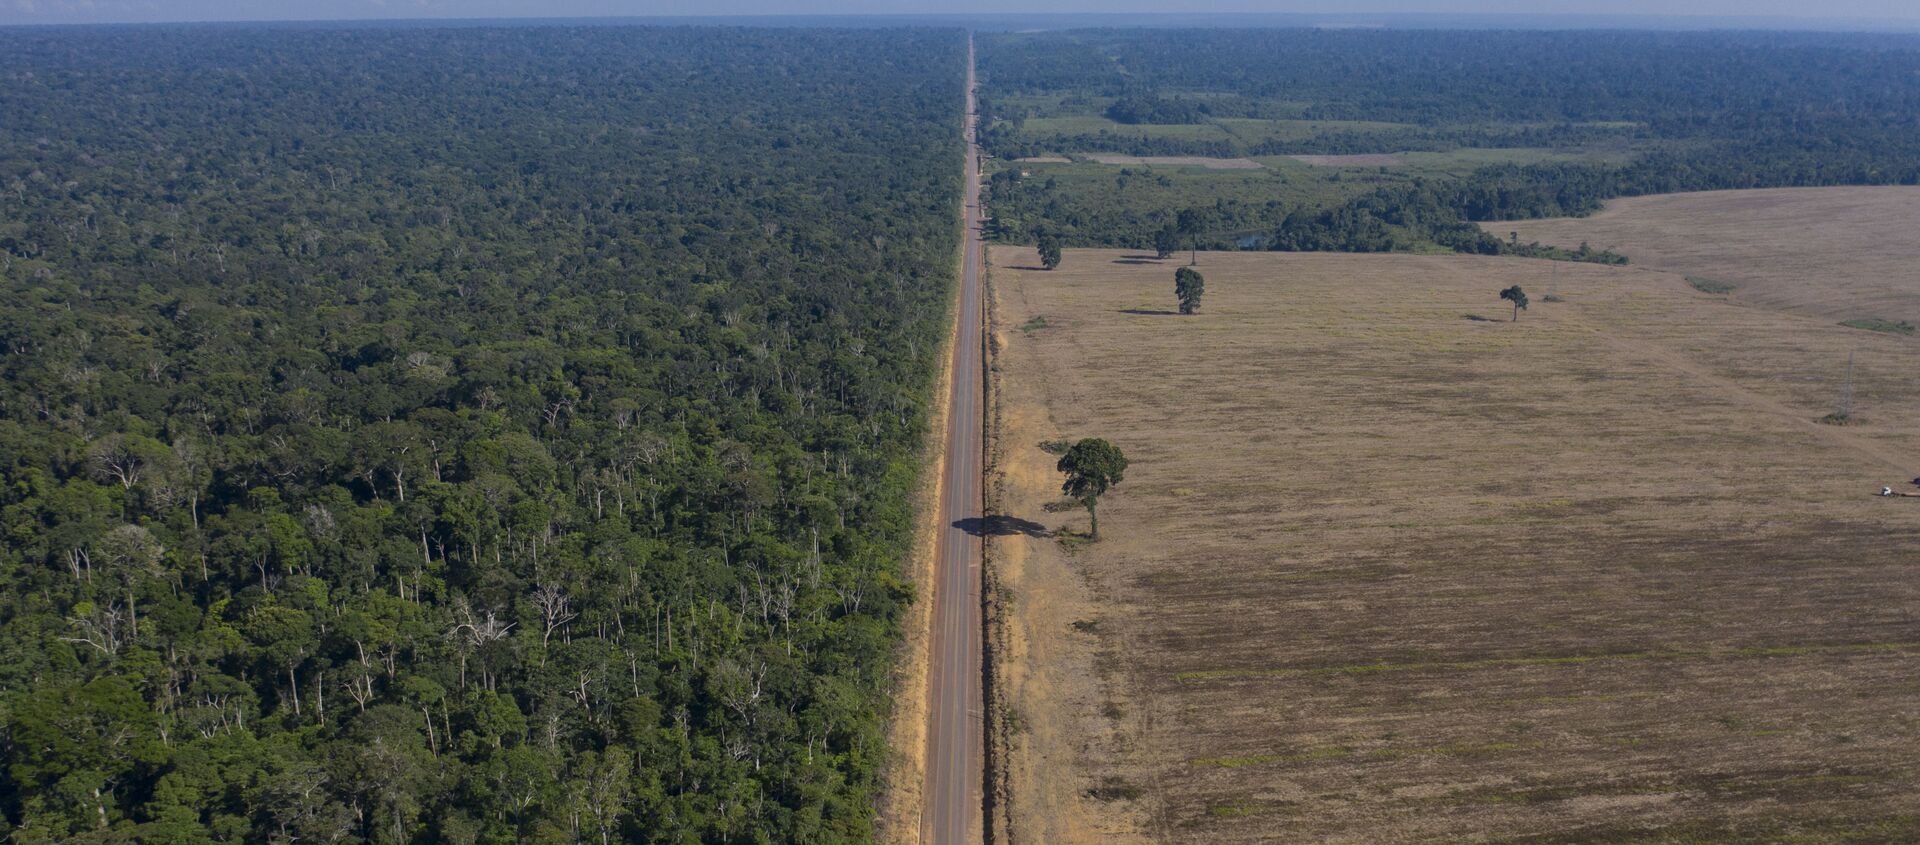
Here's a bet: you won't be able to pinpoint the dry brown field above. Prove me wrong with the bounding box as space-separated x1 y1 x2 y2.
1491 187 1920 327
986 245 1920 844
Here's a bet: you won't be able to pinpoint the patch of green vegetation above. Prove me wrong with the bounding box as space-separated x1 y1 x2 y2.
1038 438 1071 454
1413 145 1637 169
1687 276 1737 294
981 29 1920 259
1055 527 1095 551
985 158 1385 248
1840 318 1916 335
1087 776 1143 802
1206 799 1265 818
1019 314 1051 332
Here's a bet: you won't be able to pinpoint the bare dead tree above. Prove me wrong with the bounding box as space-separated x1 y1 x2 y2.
449 599 515 689
62 601 130 656
87 434 148 490
530 583 578 650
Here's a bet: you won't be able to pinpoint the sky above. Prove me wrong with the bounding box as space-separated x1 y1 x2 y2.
5 0 1920 26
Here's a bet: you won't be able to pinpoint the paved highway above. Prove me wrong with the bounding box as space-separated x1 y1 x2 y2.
922 33 986 845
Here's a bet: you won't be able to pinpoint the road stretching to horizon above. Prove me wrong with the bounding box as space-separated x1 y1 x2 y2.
922 33 987 845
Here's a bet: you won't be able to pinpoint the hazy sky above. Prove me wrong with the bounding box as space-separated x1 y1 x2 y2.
6 0 1920 26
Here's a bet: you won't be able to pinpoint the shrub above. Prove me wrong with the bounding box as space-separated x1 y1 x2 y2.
1687 276 1736 294
1839 318 1915 335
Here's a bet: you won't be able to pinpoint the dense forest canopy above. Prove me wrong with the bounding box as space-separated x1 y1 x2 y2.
0 23 963 843
983 29 1920 126
977 29 1920 255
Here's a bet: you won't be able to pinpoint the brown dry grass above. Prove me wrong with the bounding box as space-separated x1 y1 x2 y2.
1492 187 1920 327
988 245 1920 843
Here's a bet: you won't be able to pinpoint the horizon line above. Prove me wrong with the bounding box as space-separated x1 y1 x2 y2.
5 9 1920 30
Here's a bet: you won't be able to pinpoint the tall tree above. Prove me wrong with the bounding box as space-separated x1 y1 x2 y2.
1500 285 1529 321
1037 231 1063 270
1154 225 1180 260
1176 207 1209 265
1175 266 1205 315
1057 438 1129 540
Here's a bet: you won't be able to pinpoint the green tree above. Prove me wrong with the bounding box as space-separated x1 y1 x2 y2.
1153 225 1180 260
1037 231 1063 270
1500 285 1529 321
8 677 168 834
1175 266 1205 315
1056 438 1129 540
1175 207 1209 265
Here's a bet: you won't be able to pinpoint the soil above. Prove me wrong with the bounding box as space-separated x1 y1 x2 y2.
1491 186 1920 327
987 246 1920 843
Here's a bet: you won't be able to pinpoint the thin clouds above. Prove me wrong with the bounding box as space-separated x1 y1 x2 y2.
3 0 1919 27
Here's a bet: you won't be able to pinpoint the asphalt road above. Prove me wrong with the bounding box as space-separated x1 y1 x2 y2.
922 33 986 845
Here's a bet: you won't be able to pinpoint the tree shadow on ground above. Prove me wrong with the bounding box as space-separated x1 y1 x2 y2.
1119 308 1182 316
1006 265 1050 271
953 514 1051 537
1118 254 1163 261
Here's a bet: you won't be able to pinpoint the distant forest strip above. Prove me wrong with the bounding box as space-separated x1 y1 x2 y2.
977 29 1920 256
0 24 963 843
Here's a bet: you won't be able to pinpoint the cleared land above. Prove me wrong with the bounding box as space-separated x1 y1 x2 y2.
1084 154 1265 170
989 246 1920 843
1288 153 1408 167
1282 148 1635 172
1494 187 1920 327
1009 115 1415 147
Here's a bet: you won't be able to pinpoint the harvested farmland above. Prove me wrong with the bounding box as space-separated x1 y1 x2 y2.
987 246 1920 843
1494 187 1920 326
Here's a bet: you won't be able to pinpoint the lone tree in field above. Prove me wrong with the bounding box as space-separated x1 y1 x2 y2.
1057 438 1128 540
1500 285 1529 321
1175 266 1205 315
1176 207 1209 265
1037 231 1063 270
1154 225 1179 260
